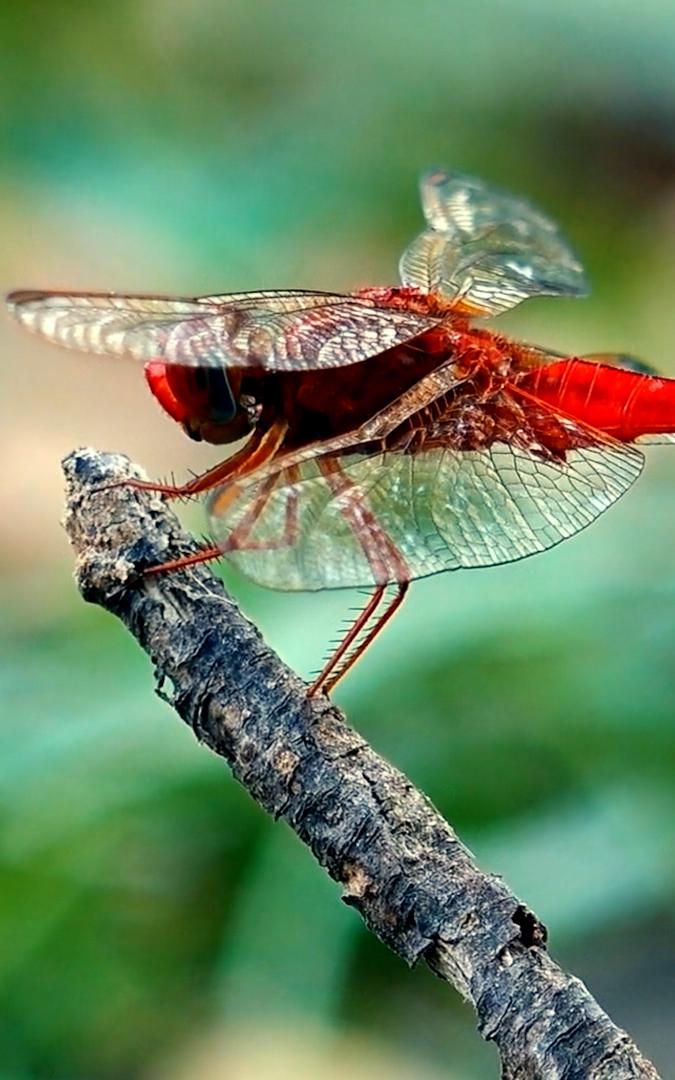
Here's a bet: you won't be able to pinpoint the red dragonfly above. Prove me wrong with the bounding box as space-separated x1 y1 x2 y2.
7 169 675 695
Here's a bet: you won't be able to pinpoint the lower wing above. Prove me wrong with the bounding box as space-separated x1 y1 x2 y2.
207 401 644 591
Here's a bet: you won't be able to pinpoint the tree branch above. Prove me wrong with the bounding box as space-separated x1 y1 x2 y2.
62 447 661 1080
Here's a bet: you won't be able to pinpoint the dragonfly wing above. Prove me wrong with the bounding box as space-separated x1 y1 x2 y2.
208 431 643 591
6 289 439 371
399 169 589 315
7 291 227 365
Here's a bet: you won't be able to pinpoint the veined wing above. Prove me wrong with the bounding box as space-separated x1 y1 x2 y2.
399 169 589 316
6 288 440 372
208 413 643 592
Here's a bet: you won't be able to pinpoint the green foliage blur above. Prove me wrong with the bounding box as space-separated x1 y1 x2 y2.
1 3 674 1078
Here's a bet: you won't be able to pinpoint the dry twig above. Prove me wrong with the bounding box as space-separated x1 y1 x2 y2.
62 447 661 1080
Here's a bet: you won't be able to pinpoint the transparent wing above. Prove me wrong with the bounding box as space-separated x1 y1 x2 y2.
209 429 643 592
6 288 439 371
399 169 589 316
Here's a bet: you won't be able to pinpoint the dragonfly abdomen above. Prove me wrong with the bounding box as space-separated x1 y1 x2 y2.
520 358 675 441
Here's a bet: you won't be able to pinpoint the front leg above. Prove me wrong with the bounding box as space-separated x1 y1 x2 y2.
116 419 290 501
122 458 244 500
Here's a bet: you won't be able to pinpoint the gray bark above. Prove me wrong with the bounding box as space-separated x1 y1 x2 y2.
61 447 661 1080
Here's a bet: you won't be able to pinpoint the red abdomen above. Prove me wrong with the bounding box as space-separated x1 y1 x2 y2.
520 359 675 441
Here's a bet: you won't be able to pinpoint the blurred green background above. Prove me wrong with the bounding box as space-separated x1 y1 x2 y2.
1 2 675 1078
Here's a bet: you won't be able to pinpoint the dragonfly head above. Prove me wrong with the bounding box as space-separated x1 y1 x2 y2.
144 361 253 444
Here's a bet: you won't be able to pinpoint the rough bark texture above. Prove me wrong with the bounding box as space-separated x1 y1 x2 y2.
62 447 661 1080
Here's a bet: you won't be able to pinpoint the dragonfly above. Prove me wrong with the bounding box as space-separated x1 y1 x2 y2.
7 169 675 695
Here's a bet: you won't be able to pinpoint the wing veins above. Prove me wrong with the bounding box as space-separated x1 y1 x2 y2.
7 287 442 372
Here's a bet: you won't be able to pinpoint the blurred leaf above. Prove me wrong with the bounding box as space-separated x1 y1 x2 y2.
214 826 358 1025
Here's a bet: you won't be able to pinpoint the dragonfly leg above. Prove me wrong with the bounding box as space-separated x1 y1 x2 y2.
308 582 409 698
308 586 387 697
221 465 301 553
305 457 412 697
122 457 250 500
142 543 223 576
116 419 289 500
141 455 299 578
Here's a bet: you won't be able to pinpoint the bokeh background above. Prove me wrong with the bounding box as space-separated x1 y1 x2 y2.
1 2 675 1078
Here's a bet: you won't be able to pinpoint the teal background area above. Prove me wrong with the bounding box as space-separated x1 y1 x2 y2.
1 3 674 1077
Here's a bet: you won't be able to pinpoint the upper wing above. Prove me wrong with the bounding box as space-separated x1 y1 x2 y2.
399 169 589 316
6 288 440 372
208 418 643 592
